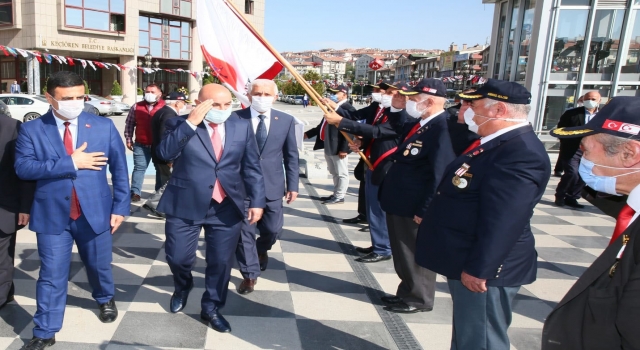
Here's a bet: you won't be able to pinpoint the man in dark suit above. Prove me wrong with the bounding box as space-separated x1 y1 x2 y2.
543 97 640 349
446 90 481 156
156 84 265 333
416 80 550 350
14 71 129 350
377 79 456 314
324 81 407 263
554 91 601 208
0 113 35 310
233 79 299 294
304 84 356 204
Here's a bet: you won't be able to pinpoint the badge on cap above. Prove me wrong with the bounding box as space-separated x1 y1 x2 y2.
603 119 640 135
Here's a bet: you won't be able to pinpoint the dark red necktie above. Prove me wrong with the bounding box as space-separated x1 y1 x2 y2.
610 204 635 245
463 139 482 155
63 122 81 220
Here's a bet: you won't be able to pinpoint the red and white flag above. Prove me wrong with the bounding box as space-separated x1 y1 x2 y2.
196 0 282 97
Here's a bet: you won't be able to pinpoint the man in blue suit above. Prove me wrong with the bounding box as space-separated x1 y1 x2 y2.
416 80 551 350
233 79 299 294
14 71 129 350
156 84 265 333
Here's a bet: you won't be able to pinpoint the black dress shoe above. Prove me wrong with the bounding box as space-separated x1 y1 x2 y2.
0 294 14 310
201 310 232 333
258 252 269 271
323 197 344 205
23 336 56 350
355 252 391 263
170 281 194 313
359 226 370 232
238 278 257 295
343 215 367 224
384 302 432 314
142 204 166 218
554 198 565 207
564 198 585 209
319 195 334 201
98 298 118 323
355 246 373 254
381 296 403 304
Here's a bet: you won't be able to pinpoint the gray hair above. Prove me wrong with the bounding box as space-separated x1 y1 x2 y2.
597 133 633 157
484 99 531 120
249 79 278 96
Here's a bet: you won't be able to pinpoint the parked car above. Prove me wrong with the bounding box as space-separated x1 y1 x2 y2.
85 95 117 116
0 99 12 119
0 94 50 122
293 95 304 105
113 100 131 115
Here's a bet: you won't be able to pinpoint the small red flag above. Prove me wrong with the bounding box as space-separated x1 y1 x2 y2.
67 57 75 66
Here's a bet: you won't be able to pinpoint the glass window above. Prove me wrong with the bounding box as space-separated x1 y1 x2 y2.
17 97 34 105
150 40 162 57
151 24 162 38
182 22 189 36
139 31 149 47
542 84 578 130
139 16 148 31
584 10 625 81
245 0 254 15
65 7 83 27
504 0 521 81
516 0 536 81
493 2 508 79
110 0 124 14
0 0 12 26
616 85 640 97
170 42 181 59
65 0 82 6
0 61 15 79
84 10 109 31
64 0 126 32
160 0 172 14
561 0 590 5
550 10 589 81
181 1 192 17
140 15 191 61
620 10 640 81
161 0 191 17
181 52 190 60
181 37 189 49
170 27 181 40
85 0 108 11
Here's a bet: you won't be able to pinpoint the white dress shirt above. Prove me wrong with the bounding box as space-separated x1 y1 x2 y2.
585 109 598 123
250 107 271 134
420 109 445 128
186 120 226 146
626 184 640 227
480 122 530 145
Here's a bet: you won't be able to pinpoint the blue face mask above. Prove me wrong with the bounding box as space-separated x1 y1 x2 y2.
578 157 640 195
329 94 338 103
204 107 232 124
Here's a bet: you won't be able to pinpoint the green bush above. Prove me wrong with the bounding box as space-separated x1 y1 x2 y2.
110 80 123 95
83 80 90 94
137 88 143 95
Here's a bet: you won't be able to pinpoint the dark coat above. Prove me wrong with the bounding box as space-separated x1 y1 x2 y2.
416 126 551 287
557 107 588 160
379 112 456 218
233 107 299 201
542 219 640 349
306 101 356 155
151 105 178 164
0 114 35 233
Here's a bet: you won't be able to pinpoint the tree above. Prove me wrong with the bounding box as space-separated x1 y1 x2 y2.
110 80 123 95
281 71 325 103
41 77 48 95
137 87 143 95
83 80 90 94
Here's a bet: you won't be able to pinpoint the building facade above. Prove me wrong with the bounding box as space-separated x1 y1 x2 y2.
484 0 640 131
0 0 265 104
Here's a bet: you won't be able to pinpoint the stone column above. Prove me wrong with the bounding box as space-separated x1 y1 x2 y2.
120 55 137 105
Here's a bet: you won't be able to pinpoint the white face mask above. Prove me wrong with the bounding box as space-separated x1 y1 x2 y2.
371 93 382 103
583 100 599 110
51 98 84 120
144 93 158 104
251 96 274 113
381 94 392 108
463 107 526 134
406 100 425 119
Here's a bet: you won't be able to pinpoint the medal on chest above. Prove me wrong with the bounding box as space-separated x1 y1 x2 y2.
452 163 471 189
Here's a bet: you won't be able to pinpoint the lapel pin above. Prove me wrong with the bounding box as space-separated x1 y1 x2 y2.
274 117 278 120
85 124 91 128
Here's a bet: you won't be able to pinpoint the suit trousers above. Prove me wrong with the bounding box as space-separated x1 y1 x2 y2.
235 198 284 279
365 170 391 255
324 153 349 199
33 214 114 339
0 230 16 305
358 179 366 217
448 280 520 350
153 162 172 192
555 150 584 200
165 198 243 313
386 214 436 308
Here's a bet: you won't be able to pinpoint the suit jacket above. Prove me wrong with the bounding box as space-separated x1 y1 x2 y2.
156 116 266 220
306 101 356 154
151 105 178 164
446 111 480 157
542 219 640 349
233 107 299 201
14 111 130 234
557 107 587 160
379 113 456 218
416 126 551 287
0 114 35 233
335 102 407 184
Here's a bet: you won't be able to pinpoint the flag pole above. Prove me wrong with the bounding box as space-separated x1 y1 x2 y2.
221 0 373 170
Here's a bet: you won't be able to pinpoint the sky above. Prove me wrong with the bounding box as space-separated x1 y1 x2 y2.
265 0 496 52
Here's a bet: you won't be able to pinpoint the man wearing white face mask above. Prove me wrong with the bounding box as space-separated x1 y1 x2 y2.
232 79 299 294
416 79 550 350
14 71 129 349
544 96 640 349
124 84 166 202
554 91 602 209
156 83 264 333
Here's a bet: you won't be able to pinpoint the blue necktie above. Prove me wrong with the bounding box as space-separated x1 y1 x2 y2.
256 115 267 153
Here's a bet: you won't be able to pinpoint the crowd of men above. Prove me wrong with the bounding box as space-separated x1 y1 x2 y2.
0 69 637 350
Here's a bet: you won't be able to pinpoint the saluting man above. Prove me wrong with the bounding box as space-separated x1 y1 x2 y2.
378 79 456 313
416 80 550 350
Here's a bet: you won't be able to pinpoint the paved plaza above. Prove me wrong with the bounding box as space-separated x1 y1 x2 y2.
0 103 614 349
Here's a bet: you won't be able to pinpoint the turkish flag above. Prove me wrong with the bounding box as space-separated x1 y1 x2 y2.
369 58 383 71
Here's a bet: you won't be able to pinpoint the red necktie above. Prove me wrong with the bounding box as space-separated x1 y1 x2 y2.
610 204 635 245
319 119 327 141
209 123 226 203
462 139 482 155
63 122 81 220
